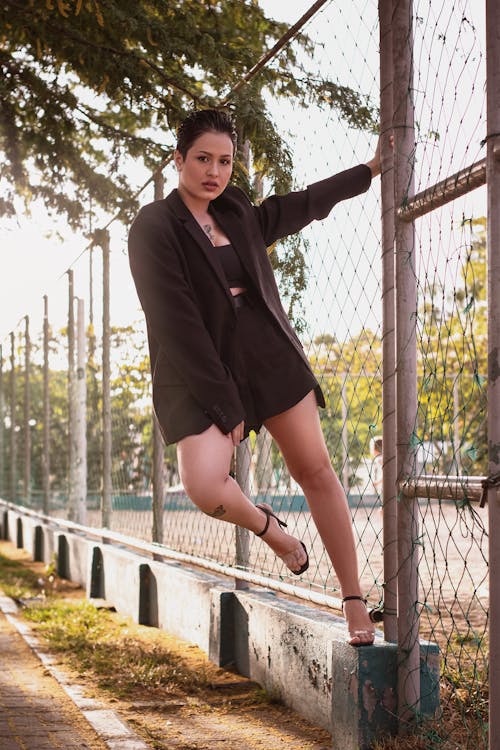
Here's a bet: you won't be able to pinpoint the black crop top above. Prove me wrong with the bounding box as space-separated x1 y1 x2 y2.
213 243 248 287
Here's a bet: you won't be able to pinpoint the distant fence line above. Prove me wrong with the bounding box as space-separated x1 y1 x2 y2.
1 1 498 747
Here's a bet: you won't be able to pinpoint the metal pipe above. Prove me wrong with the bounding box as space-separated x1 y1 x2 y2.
152 174 165 545
379 0 398 643
67 270 76 520
75 298 87 525
235 439 251 590
23 316 31 504
0 344 4 498
392 0 421 722
452 379 461 474
9 332 16 504
341 377 349 495
400 474 486 503
42 296 50 515
101 231 112 528
398 158 486 222
486 1 500 747
220 0 329 106
0 499 349 615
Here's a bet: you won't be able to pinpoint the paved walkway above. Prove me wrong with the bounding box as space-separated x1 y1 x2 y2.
0 595 148 750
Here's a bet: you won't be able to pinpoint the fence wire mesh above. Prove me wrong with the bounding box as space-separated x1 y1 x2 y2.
406 1 488 746
0 0 492 747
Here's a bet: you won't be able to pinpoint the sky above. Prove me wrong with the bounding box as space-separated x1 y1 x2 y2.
0 0 488 350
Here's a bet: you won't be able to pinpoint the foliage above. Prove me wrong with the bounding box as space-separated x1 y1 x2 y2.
305 219 489 486
416 218 488 475
2 323 161 498
0 549 41 598
312 329 383 485
0 0 378 230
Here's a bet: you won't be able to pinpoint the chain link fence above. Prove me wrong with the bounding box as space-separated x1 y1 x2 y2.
0 1 495 747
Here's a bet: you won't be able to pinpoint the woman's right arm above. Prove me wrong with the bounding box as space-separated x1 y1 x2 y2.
128 206 245 436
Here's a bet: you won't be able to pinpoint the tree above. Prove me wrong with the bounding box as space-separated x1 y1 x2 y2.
1 0 378 230
309 328 383 485
416 218 488 475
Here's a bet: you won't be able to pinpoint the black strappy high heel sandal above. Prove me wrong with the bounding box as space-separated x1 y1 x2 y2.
342 595 375 646
255 503 309 576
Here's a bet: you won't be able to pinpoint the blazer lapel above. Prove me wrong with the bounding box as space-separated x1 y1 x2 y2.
165 190 233 301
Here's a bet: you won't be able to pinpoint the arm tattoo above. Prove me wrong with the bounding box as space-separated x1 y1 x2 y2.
209 504 226 519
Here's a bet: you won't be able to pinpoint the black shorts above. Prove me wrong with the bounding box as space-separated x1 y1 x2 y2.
229 292 323 439
155 291 323 443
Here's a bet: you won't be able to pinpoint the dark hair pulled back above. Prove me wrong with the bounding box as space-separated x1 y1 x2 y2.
176 109 237 157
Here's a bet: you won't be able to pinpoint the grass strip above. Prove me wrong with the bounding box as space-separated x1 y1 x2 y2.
22 599 210 697
0 551 212 700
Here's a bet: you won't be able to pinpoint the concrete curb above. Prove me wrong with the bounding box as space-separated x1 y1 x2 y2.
0 593 150 750
1 501 441 750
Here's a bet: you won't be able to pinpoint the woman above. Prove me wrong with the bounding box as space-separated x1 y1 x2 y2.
129 109 383 646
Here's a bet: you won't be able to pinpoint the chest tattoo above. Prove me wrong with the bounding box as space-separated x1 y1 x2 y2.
203 224 215 245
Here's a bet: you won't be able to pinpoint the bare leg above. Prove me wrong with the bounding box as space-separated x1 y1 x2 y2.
176 424 308 573
264 391 374 645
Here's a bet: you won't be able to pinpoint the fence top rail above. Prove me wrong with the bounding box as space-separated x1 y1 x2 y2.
398 158 486 222
0 499 348 613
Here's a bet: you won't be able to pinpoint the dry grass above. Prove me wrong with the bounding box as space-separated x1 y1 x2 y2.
0 545 488 750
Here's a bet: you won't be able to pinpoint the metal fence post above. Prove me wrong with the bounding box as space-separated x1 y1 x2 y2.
0 344 4 498
43 296 50 515
23 316 31 504
67 270 77 520
341 376 349 495
75 298 87 525
392 0 420 722
100 230 112 528
152 172 165 545
234 136 253 583
379 0 398 643
486 1 500 747
235 441 251 588
9 332 16 504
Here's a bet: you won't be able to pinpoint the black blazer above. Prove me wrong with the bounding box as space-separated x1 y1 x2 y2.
128 163 371 443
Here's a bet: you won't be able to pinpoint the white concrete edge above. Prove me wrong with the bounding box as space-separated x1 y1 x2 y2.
0 593 150 750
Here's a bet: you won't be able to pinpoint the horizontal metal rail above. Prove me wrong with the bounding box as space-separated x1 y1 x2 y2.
400 474 486 503
0 499 346 613
398 158 486 222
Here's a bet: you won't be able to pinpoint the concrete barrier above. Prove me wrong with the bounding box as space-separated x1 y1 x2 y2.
0 500 440 749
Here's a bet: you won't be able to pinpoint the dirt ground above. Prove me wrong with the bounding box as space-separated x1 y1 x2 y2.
0 542 332 750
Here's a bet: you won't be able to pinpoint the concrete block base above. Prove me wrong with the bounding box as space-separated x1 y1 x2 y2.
0 501 440 750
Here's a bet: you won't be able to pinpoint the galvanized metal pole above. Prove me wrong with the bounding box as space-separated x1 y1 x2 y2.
0 344 4 498
152 174 165 545
486 1 500 747
255 428 273 492
101 231 112 528
67 271 76 520
9 332 16 504
23 316 31 504
341 377 349 496
75 298 87 525
379 0 398 644
235 440 251 589
453 378 461 473
392 0 420 722
234 137 253 585
43 296 50 514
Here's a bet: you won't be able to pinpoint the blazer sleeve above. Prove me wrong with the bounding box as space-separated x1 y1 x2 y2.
128 207 245 434
252 164 372 247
